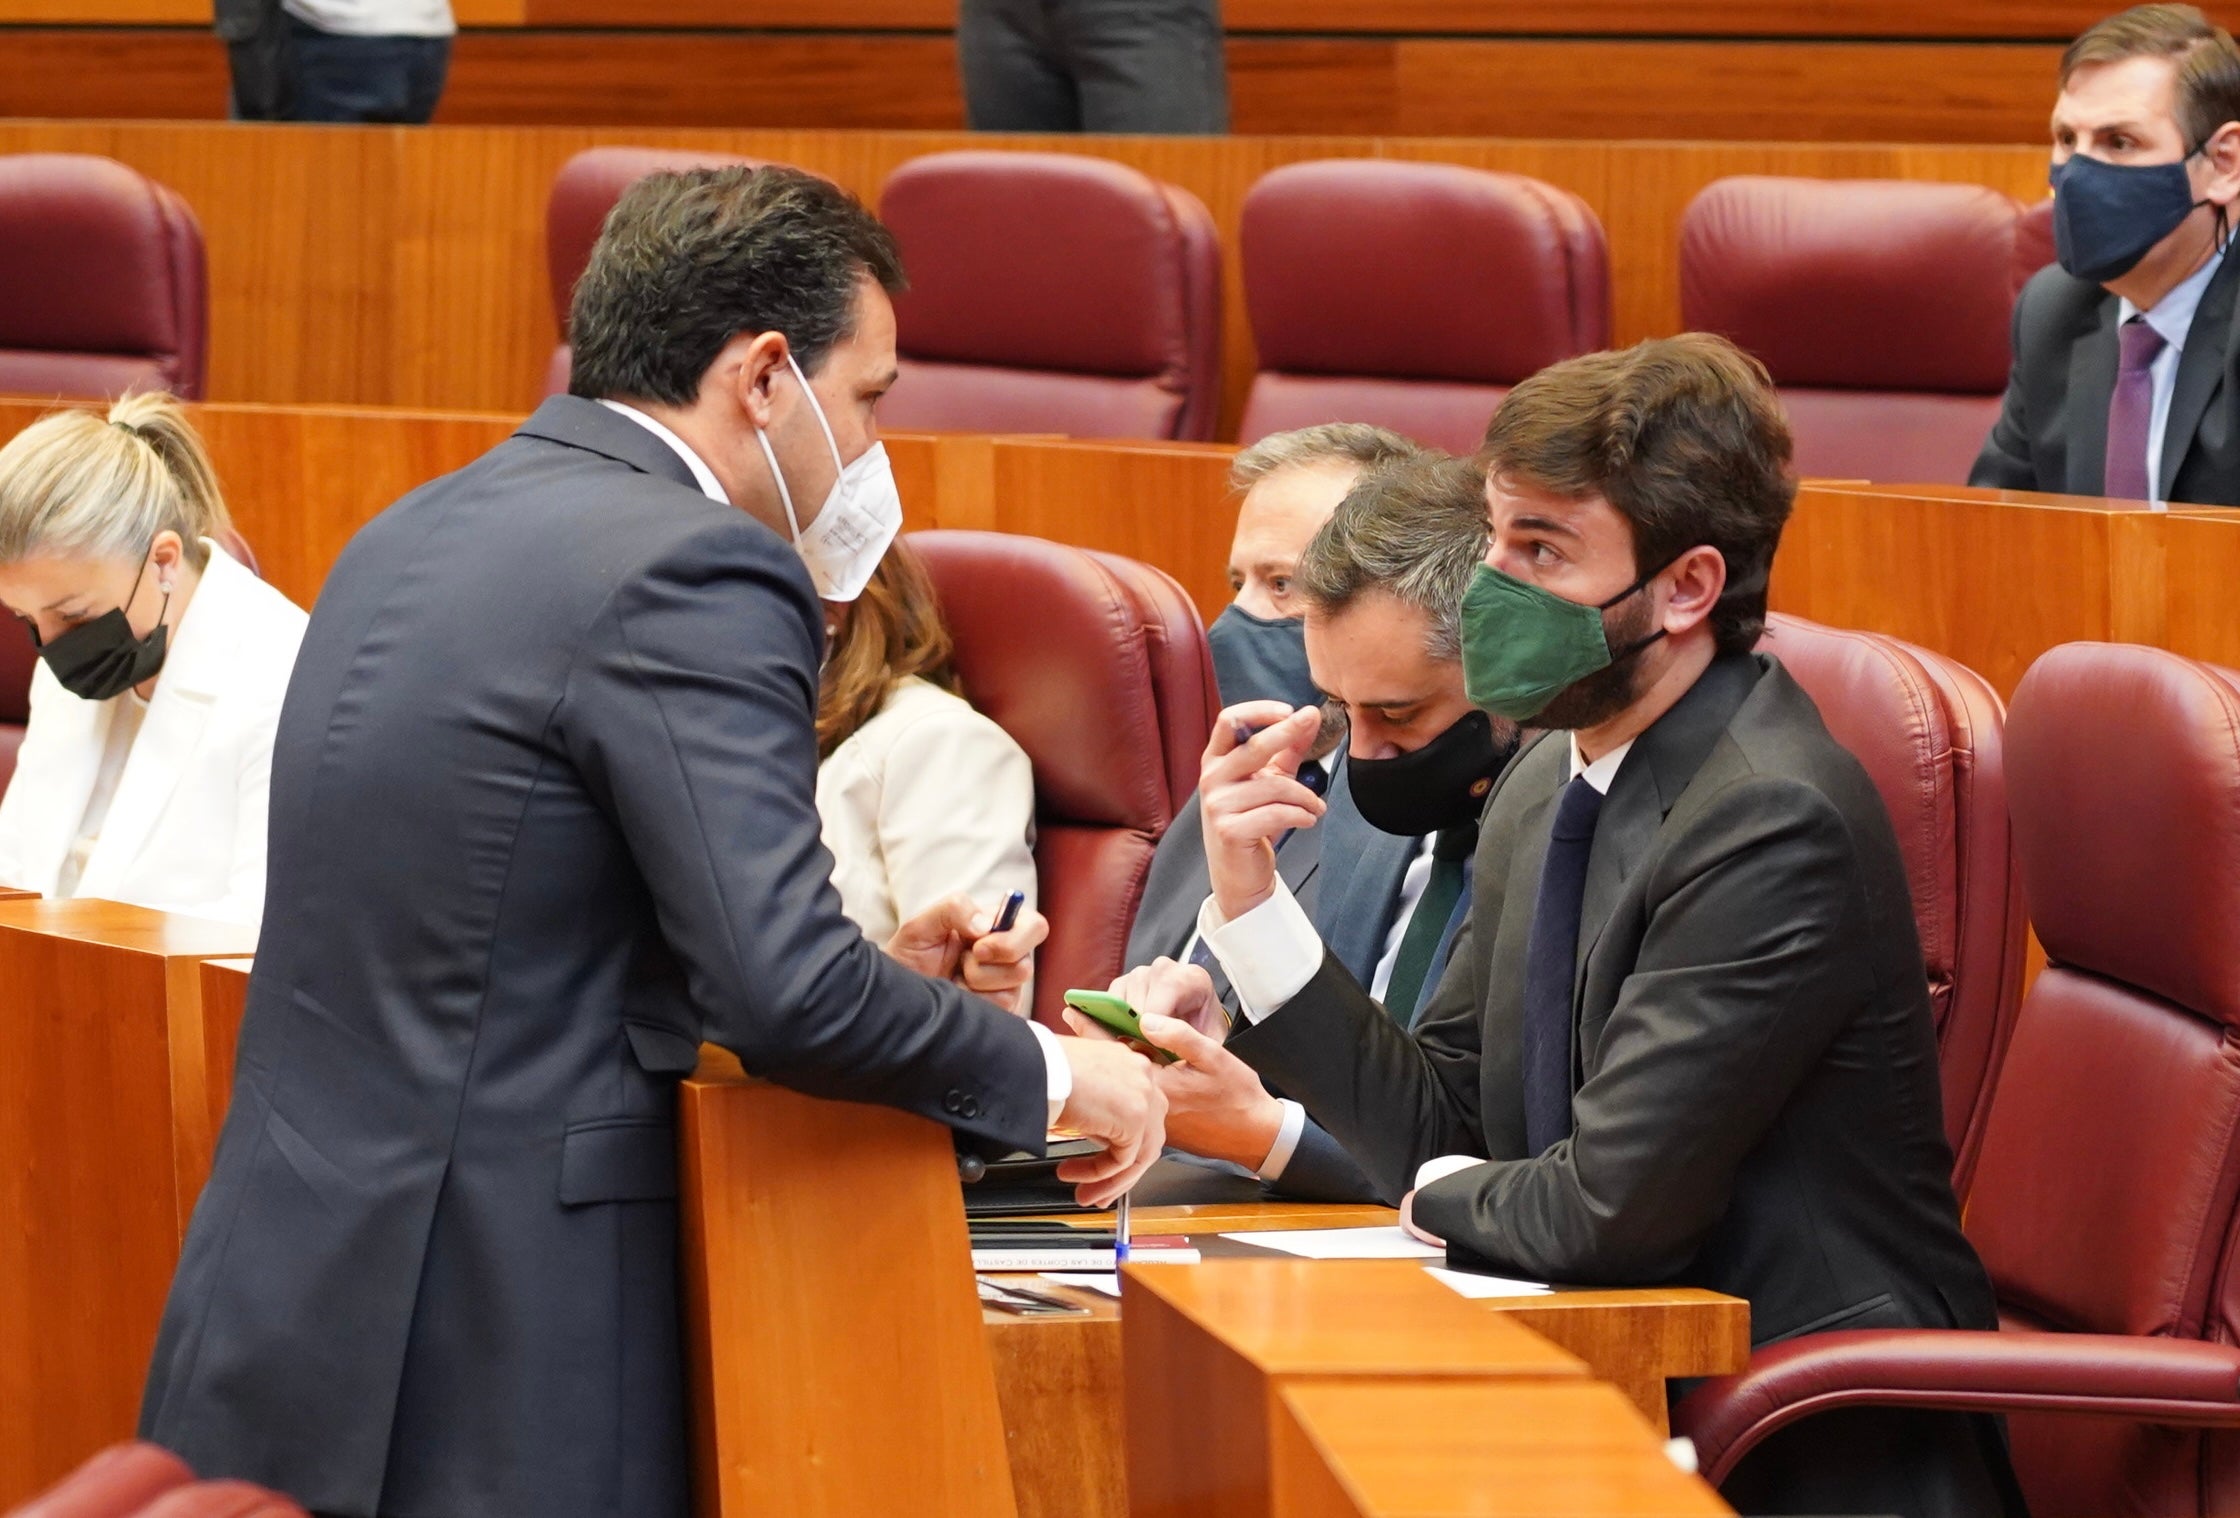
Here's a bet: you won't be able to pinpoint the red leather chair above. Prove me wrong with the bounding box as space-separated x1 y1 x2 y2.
1681 177 2028 484
1237 159 1608 454
877 152 1222 441
2015 197 2057 292
1675 642 2240 1518
0 524 259 799
0 155 206 401
909 531 1214 1027
6 1442 307 1517
541 147 765 397
1757 614 2023 1198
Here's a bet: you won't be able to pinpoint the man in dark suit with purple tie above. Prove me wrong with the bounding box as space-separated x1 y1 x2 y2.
1974 4 2240 506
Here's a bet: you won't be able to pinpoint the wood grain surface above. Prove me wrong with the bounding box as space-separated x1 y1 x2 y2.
0 900 257 1508
0 122 2058 442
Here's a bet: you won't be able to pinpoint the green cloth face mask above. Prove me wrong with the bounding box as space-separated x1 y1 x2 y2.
1460 564 1666 721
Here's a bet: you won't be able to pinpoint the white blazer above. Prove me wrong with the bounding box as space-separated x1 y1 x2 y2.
0 541 308 926
816 675 1037 949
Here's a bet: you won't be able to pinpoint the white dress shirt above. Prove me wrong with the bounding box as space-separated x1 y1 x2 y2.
281 0 454 37
1198 732 1635 1186
599 399 1073 1122
2117 248 2224 506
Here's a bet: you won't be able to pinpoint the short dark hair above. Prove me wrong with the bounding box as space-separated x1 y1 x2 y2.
1296 454 1487 662
568 165 906 406
2062 5 2240 150
1480 334 1795 655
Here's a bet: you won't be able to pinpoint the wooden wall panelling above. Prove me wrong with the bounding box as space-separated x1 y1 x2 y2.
1270 1380 1731 1518
1768 482 2166 699
2156 511 2240 675
0 29 227 118
0 399 518 608
0 900 258 1507
0 123 2054 433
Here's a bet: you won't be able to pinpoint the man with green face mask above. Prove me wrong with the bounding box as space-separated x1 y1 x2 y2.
1108 335 2019 1518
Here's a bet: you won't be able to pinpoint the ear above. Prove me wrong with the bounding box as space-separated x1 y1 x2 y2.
1657 544 1728 639
148 528 186 591
2199 119 2240 208
721 329 794 432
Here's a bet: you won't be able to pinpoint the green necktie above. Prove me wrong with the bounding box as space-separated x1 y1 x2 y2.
1382 824 1476 1027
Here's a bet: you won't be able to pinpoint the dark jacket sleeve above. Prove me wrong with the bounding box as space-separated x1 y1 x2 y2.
1969 280 2041 490
1226 909 1489 1203
1411 776 1867 1284
558 515 1049 1157
1270 1117 1401 1205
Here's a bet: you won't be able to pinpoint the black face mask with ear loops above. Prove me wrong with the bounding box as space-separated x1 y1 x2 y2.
30 551 171 702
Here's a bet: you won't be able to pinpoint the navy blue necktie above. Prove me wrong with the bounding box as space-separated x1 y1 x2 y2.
1520 775 1605 1157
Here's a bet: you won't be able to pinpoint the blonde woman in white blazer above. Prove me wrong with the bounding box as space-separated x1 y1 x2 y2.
814 540 1037 985
0 394 308 928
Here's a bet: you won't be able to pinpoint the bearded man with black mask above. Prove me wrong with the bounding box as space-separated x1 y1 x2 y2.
1974 3 2240 505
1095 451 1519 1203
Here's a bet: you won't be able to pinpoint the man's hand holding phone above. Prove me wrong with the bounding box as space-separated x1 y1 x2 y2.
1200 701 1326 921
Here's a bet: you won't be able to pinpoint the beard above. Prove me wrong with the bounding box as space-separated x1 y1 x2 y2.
1530 589 1661 731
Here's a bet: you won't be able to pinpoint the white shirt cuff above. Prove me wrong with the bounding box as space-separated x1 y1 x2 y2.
1029 1019 1071 1128
1256 1099 1308 1181
1414 1153 1485 1192
1196 877 1324 1024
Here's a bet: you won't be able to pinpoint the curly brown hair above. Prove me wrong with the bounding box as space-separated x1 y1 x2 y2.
816 538 963 758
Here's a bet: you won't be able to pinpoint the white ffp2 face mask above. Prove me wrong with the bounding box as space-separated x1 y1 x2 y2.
753 351 902 602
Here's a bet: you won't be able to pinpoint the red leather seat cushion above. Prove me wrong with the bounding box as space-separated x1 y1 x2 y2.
878 152 1222 440
542 147 765 397
7 1441 192 1517
1682 177 2026 484
1239 159 1606 450
0 154 207 401
909 531 1209 1025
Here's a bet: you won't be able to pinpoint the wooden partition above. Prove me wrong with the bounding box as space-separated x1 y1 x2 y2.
1272 1379 1730 1518
0 121 2053 434
0 900 258 1507
677 1048 1016 1518
1771 483 2240 696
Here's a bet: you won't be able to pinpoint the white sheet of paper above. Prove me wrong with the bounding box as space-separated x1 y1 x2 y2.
1220 1225 1447 1260
1424 1265 1551 1298
1041 1272 1122 1297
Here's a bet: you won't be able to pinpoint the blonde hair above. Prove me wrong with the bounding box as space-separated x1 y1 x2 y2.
0 393 233 571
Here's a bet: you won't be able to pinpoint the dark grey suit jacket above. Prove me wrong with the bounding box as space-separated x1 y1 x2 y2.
1229 654 2012 1512
1124 757 1421 1203
1972 252 2240 505
139 399 1050 1518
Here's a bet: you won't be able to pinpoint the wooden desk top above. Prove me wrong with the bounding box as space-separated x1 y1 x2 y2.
1277 1379 1731 1517
0 897 256 958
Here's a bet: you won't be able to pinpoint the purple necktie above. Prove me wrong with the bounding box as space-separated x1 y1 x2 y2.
2106 316 2169 501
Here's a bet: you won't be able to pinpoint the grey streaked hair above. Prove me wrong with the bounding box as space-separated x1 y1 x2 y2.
0 392 232 571
1228 422 1422 494
1296 453 1488 662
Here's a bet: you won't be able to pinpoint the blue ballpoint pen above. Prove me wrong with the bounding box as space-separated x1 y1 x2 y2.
1115 1188 1131 1264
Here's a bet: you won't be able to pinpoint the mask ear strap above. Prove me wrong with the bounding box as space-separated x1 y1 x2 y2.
783 350 847 475
754 425 803 542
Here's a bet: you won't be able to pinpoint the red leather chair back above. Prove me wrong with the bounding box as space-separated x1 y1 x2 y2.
5 1442 308 1517
878 152 1222 441
909 531 1214 1026
542 147 765 397
1238 159 1609 455
1972 643 2240 1516
1757 615 2023 1197
0 155 206 401
1681 177 2027 484
2015 197 2057 291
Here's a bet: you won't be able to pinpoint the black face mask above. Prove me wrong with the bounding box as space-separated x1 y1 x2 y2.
2048 149 2211 284
1206 604 1321 711
1344 709 1516 839
29 554 170 703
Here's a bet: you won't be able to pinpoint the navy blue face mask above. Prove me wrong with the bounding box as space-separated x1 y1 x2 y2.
1206 604 1321 710
2049 150 2208 284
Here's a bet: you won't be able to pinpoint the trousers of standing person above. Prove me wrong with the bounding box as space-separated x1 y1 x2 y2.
958 0 1229 133
219 0 454 124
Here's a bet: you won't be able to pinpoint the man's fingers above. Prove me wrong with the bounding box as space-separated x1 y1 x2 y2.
1138 1011 1219 1065
1208 770 1328 818
1204 704 1323 781
1206 700 1304 759
1208 805 1323 848
1062 1008 1123 1043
